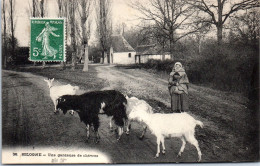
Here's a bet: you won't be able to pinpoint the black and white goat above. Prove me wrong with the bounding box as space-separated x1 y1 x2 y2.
57 90 128 143
129 110 203 161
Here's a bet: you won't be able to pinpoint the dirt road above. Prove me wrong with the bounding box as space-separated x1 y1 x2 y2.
2 64 258 163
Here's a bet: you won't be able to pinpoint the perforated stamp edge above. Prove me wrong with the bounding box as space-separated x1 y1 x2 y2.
29 18 66 62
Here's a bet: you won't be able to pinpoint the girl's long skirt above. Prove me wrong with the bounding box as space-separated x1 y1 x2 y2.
170 90 189 113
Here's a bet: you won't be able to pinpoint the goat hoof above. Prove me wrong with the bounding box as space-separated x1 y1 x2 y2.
177 154 181 158
154 154 159 158
162 150 166 155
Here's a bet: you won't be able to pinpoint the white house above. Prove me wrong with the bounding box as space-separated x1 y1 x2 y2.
109 35 136 64
135 45 171 64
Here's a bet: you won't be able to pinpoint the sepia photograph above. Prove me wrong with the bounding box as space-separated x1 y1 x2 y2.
1 0 259 164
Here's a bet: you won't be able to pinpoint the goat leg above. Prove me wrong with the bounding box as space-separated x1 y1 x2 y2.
161 137 166 155
85 125 90 143
154 137 161 158
125 119 130 135
53 100 59 114
177 136 186 157
139 125 147 140
117 127 123 141
94 131 100 144
109 117 113 132
185 133 202 162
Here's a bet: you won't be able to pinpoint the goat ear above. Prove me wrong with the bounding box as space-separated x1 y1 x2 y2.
51 78 54 82
44 79 47 82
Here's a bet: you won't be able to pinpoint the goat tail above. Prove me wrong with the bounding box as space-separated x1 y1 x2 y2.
195 120 204 128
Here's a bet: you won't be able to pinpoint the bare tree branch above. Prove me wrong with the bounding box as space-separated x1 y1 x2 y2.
129 0 197 57
188 0 260 43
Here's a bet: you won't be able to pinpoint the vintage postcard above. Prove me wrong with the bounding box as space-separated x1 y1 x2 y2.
1 0 259 164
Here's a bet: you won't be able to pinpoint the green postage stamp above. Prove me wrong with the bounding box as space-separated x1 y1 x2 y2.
30 18 66 62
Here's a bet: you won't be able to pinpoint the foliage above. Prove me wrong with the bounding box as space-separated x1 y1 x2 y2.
2 34 19 66
138 39 258 95
89 46 102 63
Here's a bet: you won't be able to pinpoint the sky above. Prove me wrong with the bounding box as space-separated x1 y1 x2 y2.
4 0 141 47
4 0 246 47
7 0 59 47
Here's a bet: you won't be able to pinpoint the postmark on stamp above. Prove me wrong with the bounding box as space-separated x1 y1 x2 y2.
30 18 66 62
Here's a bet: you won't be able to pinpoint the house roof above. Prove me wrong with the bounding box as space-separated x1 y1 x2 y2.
135 44 157 55
111 35 135 52
135 44 168 55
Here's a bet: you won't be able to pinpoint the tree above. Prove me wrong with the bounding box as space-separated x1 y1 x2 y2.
230 9 259 47
189 0 260 44
39 0 47 68
130 0 202 58
57 0 68 69
96 0 112 64
2 0 7 68
69 0 76 70
32 0 40 17
27 0 39 18
29 0 40 66
77 0 92 72
9 0 16 63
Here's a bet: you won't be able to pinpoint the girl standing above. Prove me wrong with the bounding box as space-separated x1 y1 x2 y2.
168 62 189 113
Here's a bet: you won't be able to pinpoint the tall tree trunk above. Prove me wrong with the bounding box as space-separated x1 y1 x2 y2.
10 0 15 65
98 0 109 64
82 45 89 71
217 0 223 45
217 25 223 45
100 52 104 63
70 1 76 71
32 0 36 17
99 0 104 63
3 0 7 68
81 0 89 72
103 51 108 64
57 0 66 69
170 38 174 59
32 0 37 66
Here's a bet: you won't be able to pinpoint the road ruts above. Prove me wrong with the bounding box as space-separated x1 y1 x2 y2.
2 69 203 163
2 72 31 147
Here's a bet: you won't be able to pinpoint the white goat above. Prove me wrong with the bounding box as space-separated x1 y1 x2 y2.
129 110 203 161
44 78 79 113
124 96 153 138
